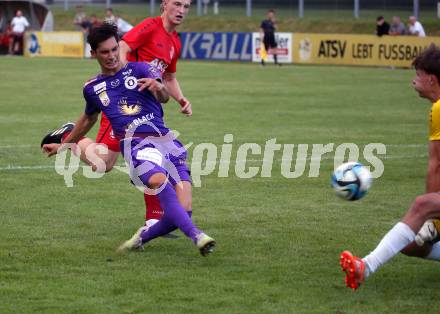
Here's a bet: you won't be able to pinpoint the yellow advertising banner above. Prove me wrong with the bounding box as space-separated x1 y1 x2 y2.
24 32 84 58
292 33 440 67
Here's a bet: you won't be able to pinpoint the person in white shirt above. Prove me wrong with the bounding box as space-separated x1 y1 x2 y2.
10 10 30 55
116 16 133 36
408 16 426 37
104 8 117 24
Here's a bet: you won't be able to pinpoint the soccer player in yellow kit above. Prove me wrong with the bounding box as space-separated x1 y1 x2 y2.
340 44 440 290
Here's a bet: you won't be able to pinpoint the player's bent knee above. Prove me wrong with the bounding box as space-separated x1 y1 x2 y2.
411 194 440 218
148 173 168 189
180 199 192 211
175 181 192 211
401 242 432 258
104 164 114 173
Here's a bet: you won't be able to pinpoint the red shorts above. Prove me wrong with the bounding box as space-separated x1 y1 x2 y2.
96 113 120 152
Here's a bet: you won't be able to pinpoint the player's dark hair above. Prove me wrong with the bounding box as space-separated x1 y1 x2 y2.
376 16 384 21
87 23 119 51
268 9 275 13
413 44 440 83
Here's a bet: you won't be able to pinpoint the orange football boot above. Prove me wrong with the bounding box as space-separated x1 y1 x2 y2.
340 250 365 290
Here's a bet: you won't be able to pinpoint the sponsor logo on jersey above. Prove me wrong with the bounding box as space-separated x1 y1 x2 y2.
148 65 161 78
126 113 155 130
99 91 110 106
111 79 120 88
93 81 106 94
136 147 163 166
149 59 168 74
124 76 137 90
119 97 142 115
122 69 133 77
109 129 116 139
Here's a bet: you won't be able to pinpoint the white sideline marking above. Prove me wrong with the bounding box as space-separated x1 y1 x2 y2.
0 144 36 149
0 143 427 150
0 154 428 172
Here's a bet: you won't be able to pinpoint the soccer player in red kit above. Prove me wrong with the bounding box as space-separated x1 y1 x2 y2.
42 0 193 229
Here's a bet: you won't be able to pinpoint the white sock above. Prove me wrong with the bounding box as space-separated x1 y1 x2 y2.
145 219 159 228
426 242 440 261
362 222 415 277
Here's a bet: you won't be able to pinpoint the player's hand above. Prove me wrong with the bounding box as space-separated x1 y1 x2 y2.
179 98 192 116
42 143 61 157
137 78 164 93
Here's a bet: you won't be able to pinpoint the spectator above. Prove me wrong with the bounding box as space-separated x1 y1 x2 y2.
116 16 133 36
376 16 390 37
1 20 12 53
202 0 210 15
104 8 117 25
90 14 102 29
389 16 406 36
81 14 102 34
73 5 87 31
408 16 426 37
10 10 29 55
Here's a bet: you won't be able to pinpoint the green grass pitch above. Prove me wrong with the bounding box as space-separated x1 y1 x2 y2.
0 57 439 313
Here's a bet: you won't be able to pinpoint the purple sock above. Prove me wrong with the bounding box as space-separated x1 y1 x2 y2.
143 210 193 239
141 184 201 243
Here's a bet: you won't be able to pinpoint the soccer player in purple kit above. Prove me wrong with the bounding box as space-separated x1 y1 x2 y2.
52 23 215 255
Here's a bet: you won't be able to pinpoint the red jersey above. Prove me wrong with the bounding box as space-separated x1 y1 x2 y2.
122 16 181 74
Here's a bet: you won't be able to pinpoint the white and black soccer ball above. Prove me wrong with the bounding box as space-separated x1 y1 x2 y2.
331 162 372 201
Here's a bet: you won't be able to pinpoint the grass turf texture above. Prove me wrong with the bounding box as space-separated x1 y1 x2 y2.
0 57 439 313
48 4 440 36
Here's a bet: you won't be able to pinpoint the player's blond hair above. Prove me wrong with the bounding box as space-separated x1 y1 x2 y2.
160 0 166 13
160 0 192 13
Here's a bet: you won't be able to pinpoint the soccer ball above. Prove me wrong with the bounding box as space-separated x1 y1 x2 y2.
331 162 372 201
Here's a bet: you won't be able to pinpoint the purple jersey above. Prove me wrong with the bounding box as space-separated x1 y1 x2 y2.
83 62 169 139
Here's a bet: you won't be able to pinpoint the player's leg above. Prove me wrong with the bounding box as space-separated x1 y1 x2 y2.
400 241 433 258
400 195 440 258
8 35 14 54
144 193 163 227
143 182 191 238
118 139 214 255
41 121 118 172
268 35 279 65
340 193 440 289
118 169 214 255
144 141 191 227
12 35 19 54
271 47 279 65
145 173 214 255
261 40 269 66
404 219 440 258
92 114 120 172
175 181 192 213
77 139 119 172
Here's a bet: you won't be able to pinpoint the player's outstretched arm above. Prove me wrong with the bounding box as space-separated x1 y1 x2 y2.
163 72 192 116
119 40 132 64
137 78 169 103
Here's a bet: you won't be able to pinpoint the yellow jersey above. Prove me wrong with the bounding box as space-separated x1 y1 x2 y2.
429 99 440 141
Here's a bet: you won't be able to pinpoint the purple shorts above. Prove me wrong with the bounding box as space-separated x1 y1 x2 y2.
120 136 191 188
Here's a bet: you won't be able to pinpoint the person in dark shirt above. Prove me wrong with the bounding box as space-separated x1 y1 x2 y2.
260 9 280 66
376 16 390 37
